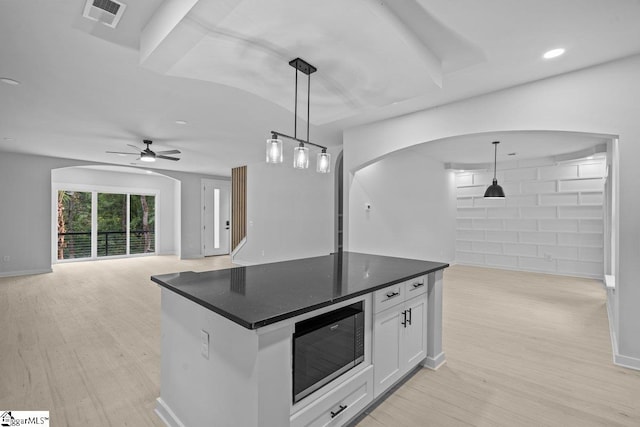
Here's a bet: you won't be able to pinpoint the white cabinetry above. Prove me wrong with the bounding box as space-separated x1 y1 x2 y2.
372 277 427 397
290 366 373 427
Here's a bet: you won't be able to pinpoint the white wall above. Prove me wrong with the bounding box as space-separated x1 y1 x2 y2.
52 166 179 256
151 170 229 259
233 155 336 265
0 153 73 276
349 148 455 262
343 54 640 367
455 156 606 278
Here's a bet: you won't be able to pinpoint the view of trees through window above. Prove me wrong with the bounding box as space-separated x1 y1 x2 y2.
130 194 155 255
57 191 92 259
57 190 155 260
98 193 126 257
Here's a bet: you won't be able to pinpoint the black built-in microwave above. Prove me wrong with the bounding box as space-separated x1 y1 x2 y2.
292 301 365 403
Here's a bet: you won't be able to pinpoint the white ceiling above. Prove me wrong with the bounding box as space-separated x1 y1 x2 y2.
409 131 611 166
1 0 639 176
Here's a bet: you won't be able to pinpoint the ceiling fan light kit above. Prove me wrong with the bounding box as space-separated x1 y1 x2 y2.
106 139 181 163
140 151 155 162
484 141 505 198
265 58 331 174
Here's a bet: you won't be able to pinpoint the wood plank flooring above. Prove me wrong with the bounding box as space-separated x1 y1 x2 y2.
0 256 233 426
1 259 639 426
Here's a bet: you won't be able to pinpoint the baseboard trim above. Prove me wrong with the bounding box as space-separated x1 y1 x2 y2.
157 251 177 256
155 398 185 427
614 353 640 371
180 254 204 260
606 290 640 371
423 352 446 370
0 268 52 278
230 237 247 260
454 262 603 281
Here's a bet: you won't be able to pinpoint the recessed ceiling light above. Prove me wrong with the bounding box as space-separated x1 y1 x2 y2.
146 170 153 174
587 156 594 160
0 77 20 85
175 120 188 125
543 48 565 59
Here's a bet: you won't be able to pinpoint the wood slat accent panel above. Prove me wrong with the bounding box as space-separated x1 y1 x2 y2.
231 165 247 251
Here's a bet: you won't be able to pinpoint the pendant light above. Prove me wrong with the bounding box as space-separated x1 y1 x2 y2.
266 58 331 173
293 144 309 169
484 141 505 198
266 138 283 163
316 149 331 173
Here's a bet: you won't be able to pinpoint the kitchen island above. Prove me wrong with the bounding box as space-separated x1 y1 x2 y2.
152 252 448 427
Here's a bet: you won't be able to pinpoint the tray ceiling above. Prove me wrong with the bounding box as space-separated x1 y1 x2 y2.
141 0 483 125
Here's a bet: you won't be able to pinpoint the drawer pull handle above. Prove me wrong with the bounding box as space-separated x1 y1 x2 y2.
407 307 412 325
412 282 424 288
386 291 400 298
331 404 348 418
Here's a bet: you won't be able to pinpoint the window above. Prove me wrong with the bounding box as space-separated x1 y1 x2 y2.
130 194 156 254
57 191 92 260
57 190 156 261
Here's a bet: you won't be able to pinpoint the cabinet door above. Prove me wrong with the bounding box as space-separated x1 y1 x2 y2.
403 296 427 369
373 306 404 397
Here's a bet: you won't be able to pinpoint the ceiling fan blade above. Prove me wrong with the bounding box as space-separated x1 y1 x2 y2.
157 149 181 155
157 155 180 161
106 151 137 155
127 144 142 151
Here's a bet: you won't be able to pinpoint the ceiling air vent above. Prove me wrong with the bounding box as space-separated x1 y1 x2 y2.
83 0 127 28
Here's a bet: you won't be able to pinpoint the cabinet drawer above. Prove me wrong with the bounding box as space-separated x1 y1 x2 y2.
405 275 427 299
373 283 405 313
290 365 373 427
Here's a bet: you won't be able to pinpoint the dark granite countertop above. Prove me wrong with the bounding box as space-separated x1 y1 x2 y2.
151 251 448 330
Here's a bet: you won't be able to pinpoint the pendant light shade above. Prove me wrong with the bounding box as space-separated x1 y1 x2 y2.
316 150 331 173
266 137 283 163
484 141 505 199
484 179 505 198
293 144 309 169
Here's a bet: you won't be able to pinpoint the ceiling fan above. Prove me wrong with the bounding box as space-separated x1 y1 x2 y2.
106 139 181 162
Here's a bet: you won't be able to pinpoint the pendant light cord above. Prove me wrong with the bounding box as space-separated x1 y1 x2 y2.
307 72 311 142
493 142 497 180
294 68 298 139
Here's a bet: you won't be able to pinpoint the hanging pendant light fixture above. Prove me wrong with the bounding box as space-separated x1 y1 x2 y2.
316 149 331 173
484 141 505 198
266 57 331 173
266 137 283 163
293 143 309 169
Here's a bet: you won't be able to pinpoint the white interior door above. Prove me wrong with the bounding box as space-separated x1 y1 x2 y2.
202 180 231 256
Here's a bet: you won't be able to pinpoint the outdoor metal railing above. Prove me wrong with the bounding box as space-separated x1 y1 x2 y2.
57 230 155 259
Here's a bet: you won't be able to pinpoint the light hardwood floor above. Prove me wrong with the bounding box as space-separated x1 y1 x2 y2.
1 258 639 426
